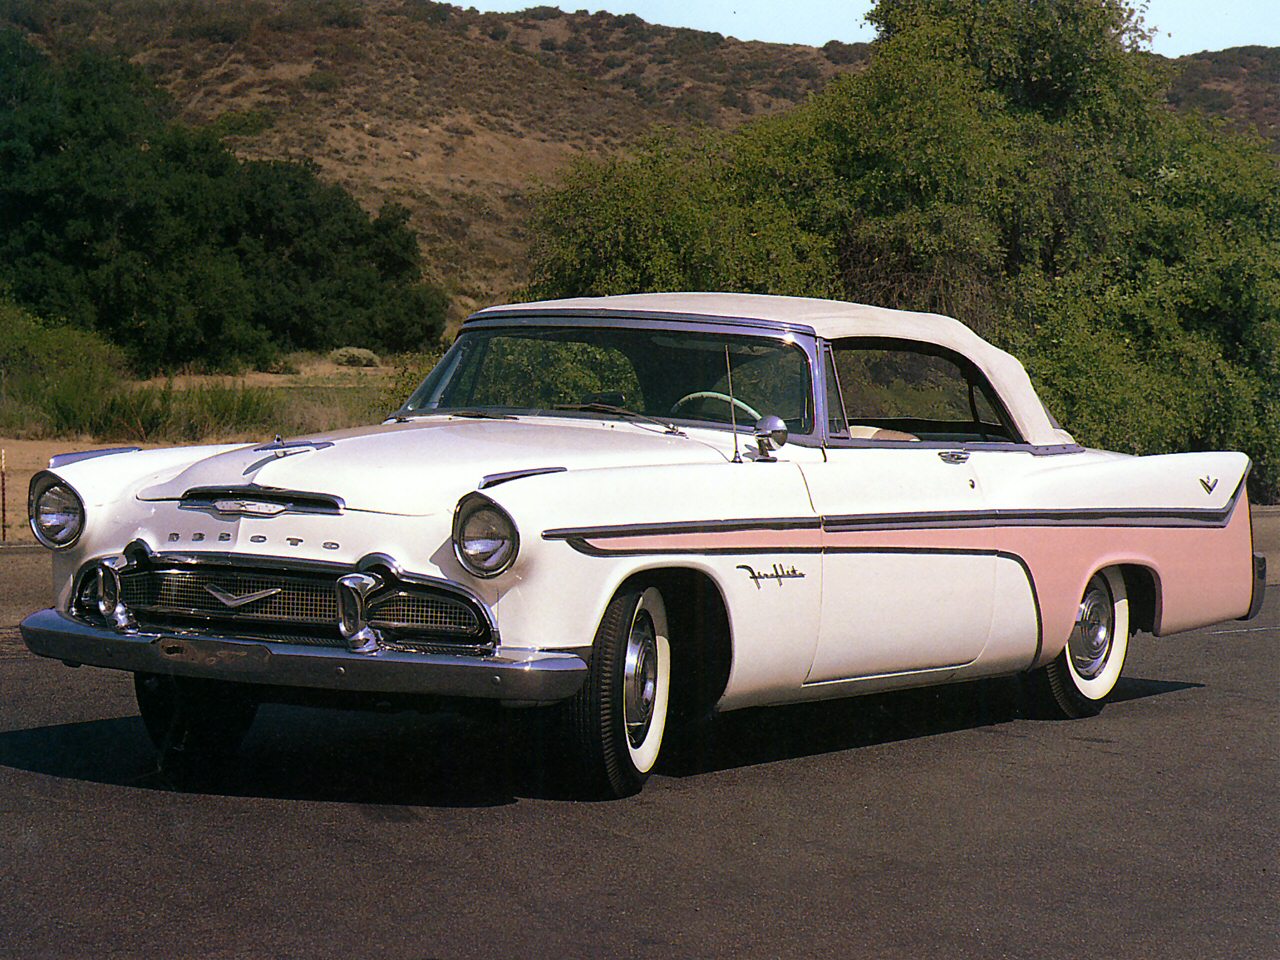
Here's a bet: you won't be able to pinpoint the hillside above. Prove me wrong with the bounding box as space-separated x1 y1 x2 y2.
1167 45 1280 145
4 0 1274 320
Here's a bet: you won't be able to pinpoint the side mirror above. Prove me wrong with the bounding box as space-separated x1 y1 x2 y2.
753 415 788 461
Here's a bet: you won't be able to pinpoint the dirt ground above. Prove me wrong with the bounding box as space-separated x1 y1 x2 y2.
135 355 394 390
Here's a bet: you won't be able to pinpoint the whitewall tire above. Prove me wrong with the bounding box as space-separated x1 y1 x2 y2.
569 583 672 798
1034 567 1130 719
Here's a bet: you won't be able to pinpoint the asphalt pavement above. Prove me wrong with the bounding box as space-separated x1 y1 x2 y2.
0 550 1275 959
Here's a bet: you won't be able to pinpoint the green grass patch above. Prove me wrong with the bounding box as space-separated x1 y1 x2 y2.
0 298 405 442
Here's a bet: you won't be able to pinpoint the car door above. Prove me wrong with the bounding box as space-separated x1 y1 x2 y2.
801 448 995 682
800 340 998 683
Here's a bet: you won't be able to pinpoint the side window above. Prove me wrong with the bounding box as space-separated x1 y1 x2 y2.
828 339 1017 442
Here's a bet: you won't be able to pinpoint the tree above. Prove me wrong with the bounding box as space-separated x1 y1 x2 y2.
0 30 448 373
524 1 1280 499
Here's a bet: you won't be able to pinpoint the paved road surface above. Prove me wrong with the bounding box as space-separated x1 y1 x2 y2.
0 560 1275 959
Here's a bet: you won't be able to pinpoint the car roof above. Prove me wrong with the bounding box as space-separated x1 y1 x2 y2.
470 293 1075 447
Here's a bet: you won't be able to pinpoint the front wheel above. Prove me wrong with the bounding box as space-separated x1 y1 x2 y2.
1030 567 1129 719
134 673 258 763
568 584 671 798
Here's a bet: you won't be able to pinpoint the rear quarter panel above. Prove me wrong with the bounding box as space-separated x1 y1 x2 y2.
975 449 1254 664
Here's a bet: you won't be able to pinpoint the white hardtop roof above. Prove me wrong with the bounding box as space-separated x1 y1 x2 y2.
473 293 1074 447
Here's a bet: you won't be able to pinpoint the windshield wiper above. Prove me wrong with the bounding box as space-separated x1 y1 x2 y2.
552 402 686 437
445 409 517 420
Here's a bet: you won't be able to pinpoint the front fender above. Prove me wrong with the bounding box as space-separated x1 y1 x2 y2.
478 462 824 704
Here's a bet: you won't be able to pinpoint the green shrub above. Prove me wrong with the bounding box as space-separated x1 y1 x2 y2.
318 0 363 29
401 0 453 25
330 346 381 367
208 107 274 137
0 31 449 374
173 4 257 44
303 69 342 92
0 298 128 437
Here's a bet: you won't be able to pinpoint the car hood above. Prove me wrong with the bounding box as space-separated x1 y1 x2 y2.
136 417 729 516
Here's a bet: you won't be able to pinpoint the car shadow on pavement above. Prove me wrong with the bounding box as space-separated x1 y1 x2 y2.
0 675 1201 805
659 674 1204 778
0 707 535 807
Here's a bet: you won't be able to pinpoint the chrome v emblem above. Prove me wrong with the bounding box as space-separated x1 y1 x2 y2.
205 583 282 608
1200 477 1218 495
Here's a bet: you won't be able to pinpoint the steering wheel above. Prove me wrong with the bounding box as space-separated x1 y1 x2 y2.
669 391 762 422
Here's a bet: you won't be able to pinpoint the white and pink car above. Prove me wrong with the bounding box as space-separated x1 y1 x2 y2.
22 294 1266 797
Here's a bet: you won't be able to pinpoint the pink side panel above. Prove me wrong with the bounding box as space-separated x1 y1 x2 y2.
584 499 1255 663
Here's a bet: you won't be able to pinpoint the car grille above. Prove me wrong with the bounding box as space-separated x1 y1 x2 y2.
121 569 338 627
75 558 491 650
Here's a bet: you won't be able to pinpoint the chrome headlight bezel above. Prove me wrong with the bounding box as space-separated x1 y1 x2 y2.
452 492 520 579
28 471 85 549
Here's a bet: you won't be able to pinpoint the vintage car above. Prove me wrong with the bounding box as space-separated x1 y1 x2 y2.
21 293 1267 797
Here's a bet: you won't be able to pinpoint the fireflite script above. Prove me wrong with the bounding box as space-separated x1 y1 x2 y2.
736 563 806 589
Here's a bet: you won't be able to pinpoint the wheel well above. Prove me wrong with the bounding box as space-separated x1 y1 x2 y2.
621 568 732 722
1118 564 1159 636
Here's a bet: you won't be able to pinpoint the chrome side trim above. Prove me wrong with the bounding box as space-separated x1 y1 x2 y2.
823 438 1085 456
544 516 822 542
544 482 1245 546
480 466 567 489
48 446 141 468
19 608 586 704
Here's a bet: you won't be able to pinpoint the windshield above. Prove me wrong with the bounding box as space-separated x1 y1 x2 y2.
402 325 814 434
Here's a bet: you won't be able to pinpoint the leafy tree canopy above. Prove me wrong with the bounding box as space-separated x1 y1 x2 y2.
0 29 447 373
525 0 1280 499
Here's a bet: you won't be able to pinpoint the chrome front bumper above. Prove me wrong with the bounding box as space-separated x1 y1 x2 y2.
19 608 588 704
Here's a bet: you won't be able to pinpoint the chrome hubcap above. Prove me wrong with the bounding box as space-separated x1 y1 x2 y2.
623 609 658 748
1070 574 1115 680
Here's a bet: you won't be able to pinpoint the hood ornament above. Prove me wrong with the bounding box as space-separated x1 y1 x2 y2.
253 437 335 459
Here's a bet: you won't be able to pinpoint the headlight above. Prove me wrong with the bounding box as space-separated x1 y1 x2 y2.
452 493 519 578
29 472 85 549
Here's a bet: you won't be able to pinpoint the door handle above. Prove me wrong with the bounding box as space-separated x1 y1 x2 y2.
938 450 970 464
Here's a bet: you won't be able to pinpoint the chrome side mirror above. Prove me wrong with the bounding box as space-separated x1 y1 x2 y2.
753 415 788 461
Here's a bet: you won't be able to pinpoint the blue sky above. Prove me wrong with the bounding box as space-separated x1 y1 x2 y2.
465 1 1278 57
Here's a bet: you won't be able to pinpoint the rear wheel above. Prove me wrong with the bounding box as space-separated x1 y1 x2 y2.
1031 568 1129 719
568 584 671 798
134 673 258 763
